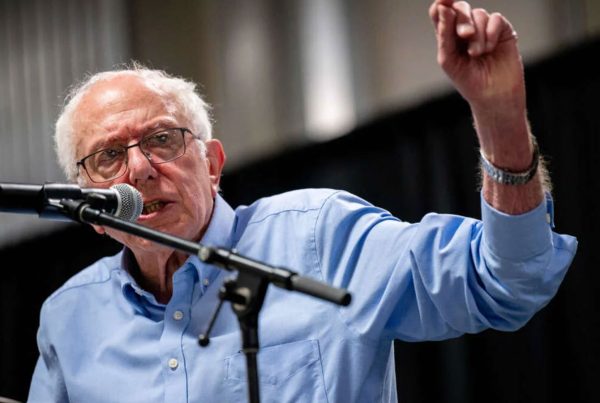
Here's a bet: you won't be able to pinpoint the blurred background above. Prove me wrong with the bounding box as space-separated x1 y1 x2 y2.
1 0 599 402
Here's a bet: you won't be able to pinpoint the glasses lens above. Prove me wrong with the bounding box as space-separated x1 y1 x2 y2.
80 128 190 183
140 129 186 163
87 147 127 182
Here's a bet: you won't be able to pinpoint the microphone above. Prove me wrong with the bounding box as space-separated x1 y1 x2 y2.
0 182 143 222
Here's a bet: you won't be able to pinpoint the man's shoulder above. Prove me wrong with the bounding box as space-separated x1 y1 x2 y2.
235 188 345 223
42 251 122 308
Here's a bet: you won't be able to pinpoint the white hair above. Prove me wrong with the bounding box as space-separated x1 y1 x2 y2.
55 64 213 182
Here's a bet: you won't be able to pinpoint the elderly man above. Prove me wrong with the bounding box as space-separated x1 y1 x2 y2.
28 1 577 402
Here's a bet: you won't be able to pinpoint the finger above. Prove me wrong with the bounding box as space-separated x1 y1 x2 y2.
469 8 489 56
485 12 517 52
436 5 458 67
429 0 456 26
429 2 440 26
452 1 475 37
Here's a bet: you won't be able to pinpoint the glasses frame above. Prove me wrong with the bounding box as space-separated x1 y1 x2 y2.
76 127 197 183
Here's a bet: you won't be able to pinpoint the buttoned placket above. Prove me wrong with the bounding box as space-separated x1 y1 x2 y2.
160 264 197 403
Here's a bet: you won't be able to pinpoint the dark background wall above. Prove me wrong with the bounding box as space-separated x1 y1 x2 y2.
1 38 598 402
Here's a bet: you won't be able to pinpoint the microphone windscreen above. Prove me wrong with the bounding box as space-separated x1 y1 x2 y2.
111 184 143 222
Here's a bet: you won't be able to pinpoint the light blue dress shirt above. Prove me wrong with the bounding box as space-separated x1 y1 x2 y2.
28 189 577 402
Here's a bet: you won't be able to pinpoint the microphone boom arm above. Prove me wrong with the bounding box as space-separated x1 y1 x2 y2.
58 199 351 306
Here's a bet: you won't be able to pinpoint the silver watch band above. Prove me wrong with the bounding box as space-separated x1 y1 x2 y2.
479 142 540 185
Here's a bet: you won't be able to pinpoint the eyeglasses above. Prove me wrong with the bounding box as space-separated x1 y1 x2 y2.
77 128 197 183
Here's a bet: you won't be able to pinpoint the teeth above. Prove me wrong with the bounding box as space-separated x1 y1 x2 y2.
143 201 164 214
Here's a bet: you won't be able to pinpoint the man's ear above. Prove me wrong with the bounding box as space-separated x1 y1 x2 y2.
204 139 226 196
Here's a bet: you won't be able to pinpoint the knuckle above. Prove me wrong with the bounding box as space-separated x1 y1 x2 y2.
473 8 488 17
437 54 450 68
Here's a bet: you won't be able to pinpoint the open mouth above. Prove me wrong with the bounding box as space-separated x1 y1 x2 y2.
142 200 166 215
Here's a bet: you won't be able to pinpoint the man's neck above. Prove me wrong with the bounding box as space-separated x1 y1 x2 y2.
128 247 190 304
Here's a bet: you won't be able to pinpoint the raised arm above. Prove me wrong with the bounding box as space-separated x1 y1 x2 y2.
429 0 545 214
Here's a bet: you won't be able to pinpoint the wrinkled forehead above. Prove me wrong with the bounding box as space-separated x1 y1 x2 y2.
73 76 172 130
72 76 187 152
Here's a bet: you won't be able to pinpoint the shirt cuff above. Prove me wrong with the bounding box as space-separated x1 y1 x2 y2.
480 192 553 260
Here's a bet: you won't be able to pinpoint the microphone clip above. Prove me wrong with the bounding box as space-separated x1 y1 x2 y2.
83 192 113 212
43 193 111 223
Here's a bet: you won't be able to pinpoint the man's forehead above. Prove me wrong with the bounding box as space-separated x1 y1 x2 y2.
78 76 162 111
91 86 131 108
70 75 185 155
74 77 171 129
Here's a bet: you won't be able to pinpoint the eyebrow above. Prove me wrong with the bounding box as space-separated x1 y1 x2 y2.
89 135 128 152
86 119 180 154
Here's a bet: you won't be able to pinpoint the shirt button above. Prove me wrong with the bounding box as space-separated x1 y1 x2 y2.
168 358 179 370
203 278 210 286
173 310 184 320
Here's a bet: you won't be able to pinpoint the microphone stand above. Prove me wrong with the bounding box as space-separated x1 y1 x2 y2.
57 199 351 403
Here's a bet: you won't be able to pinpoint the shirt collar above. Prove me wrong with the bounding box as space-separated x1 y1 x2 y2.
192 193 237 290
118 194 237 309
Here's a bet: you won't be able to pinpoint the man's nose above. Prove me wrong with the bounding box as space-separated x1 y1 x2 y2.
127 145 156 182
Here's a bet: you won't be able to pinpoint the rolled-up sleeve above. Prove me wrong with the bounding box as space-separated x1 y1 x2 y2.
314 191 578 343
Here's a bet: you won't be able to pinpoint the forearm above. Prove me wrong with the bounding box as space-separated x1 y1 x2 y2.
472 105 547 215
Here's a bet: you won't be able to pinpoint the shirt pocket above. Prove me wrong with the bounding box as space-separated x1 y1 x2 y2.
224 339 328 403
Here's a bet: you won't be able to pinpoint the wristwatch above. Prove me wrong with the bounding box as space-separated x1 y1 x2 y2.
479 142 540 185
